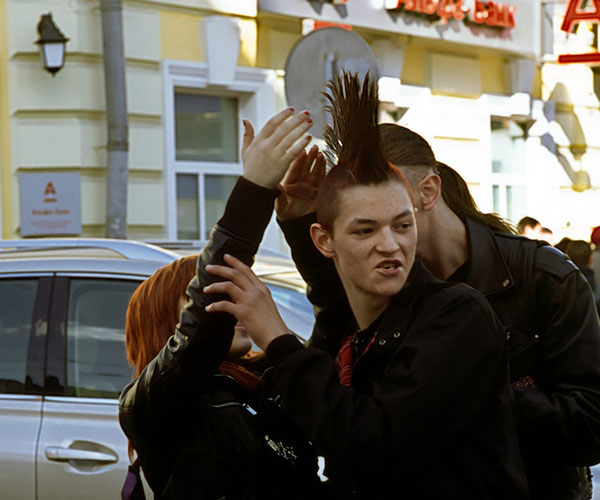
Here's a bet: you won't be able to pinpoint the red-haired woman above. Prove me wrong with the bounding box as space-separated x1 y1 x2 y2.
118 108 327 500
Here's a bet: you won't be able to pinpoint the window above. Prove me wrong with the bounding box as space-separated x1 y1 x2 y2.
176 173 239 240
172 90 241 241
66 279 139 399
490 118 527 224
174 93 239 162
0 279 38 394
164 61 278 245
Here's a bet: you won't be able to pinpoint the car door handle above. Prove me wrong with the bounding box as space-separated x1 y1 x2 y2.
45 446 118 464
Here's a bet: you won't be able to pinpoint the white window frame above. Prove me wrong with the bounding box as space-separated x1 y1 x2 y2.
481 94 531 222
163 60 277 243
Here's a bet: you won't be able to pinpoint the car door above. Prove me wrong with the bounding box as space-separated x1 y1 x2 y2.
36 274 149 500
0 275 50 500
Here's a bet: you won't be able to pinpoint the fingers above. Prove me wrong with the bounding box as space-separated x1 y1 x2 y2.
254 107 295 143
308 151 327 185
204 254 261 291
284 149 308 186
205 299 237 315
241 119 255 155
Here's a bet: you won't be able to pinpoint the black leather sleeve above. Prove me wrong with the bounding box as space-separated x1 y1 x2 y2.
119 177 279 445
512 246 600 465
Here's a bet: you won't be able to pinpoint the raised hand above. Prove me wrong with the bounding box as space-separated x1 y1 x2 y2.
275 144 327 222
203 254 290 351
241 108 313 189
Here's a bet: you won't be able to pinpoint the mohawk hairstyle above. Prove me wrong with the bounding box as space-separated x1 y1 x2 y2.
322 71 390 183
315 72 415 231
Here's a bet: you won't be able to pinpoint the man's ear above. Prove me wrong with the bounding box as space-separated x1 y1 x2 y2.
310 223 335 259
418 173 442 211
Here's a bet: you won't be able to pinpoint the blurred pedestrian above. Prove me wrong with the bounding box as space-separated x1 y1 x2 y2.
372 125 600 500
518 216 544 239
207 73 529 499
539 226 554 245
118 108 327 500
555 236 572 253
564 239 595 290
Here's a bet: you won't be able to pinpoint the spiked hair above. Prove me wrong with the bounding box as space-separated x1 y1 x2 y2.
316 72 414 231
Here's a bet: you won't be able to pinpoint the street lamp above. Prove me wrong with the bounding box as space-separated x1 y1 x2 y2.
35 13 69 75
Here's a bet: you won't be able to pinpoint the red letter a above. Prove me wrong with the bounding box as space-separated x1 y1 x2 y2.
561 0 600 33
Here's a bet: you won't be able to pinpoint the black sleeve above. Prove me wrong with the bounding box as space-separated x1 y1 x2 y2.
119 177 279 443
512 249 600 465
278 214 345 310
267 286 507 477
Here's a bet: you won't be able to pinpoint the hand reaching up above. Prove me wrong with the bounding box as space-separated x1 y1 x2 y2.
275 144 327 222
203 254 290 352
241 108 313 189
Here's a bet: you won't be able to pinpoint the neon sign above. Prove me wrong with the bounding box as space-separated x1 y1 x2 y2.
384 0 516 28
558 0 600 64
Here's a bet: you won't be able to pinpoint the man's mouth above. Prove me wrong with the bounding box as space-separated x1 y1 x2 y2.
377 260 401 271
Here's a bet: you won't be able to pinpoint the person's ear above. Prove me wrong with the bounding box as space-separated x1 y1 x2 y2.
418 173 442 211
310 223 335 259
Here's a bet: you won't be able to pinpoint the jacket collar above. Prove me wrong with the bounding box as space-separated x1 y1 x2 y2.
463 216 514 296
377 259 432 337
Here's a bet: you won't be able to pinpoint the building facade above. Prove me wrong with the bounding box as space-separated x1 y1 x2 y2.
0 0 598 248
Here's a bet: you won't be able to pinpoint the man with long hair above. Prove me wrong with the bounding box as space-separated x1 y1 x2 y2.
204 73 528 499
375 124 600 500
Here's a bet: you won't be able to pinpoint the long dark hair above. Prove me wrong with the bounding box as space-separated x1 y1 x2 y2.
316 72 414 231
379 123 516 235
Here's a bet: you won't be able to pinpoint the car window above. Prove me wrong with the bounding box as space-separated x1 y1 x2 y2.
0 279 38 394
266 284 315 341
66 279 139 399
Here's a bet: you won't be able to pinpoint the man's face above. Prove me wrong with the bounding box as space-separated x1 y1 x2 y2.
328 181 417 311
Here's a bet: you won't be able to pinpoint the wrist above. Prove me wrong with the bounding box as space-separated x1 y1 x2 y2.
242 172 277 189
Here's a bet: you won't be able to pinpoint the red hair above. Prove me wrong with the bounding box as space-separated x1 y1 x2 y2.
125 255 264 459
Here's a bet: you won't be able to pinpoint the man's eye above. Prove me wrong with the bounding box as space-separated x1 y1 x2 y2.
354 228 372 235
395 222 412 230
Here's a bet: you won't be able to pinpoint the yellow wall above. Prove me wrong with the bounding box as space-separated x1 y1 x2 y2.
0 0 11 237
160 11 256 66
480 54 506 95
160 11 205 61
401 45 426 87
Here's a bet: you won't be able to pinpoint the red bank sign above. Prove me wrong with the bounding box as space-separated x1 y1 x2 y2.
559 0 600 64
384 0 516 28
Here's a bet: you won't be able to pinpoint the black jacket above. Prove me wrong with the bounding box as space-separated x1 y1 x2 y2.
119 178 324 500
462 217 600 500
270 221 529 499
279 213 600 500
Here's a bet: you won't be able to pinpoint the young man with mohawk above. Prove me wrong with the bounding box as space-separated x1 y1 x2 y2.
203 73 529 499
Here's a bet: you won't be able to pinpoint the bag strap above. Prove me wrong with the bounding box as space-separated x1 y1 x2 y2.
121 458 146 500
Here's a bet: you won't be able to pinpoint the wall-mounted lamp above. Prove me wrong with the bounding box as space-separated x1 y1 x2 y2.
35 13 69 75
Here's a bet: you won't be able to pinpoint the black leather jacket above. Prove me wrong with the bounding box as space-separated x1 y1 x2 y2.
119 178 324 499
273 220 529 499
279 213 600 500
462 217 600 500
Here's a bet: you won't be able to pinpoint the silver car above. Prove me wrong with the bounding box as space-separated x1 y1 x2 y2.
0 238 315 499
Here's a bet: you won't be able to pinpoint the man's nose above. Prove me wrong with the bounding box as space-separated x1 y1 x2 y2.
375 227 399 253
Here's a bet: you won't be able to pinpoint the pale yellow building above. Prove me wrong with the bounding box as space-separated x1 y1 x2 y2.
0 0 598 248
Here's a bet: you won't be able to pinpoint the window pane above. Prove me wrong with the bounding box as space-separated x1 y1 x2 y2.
175 93 239 162
66 279 139 399
490 118 523 174
506 185 526 223
204 175 239 239
492 185 500 214
0 279 38 394
177 173 200 240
